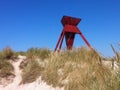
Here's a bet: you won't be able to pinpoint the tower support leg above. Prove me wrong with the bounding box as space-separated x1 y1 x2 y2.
79 32 93 49
54 31 65 52
59 31 65 50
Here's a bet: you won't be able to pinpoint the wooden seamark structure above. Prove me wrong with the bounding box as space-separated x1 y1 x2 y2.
54 15 92 51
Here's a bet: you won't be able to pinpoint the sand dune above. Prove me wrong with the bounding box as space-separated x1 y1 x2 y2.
0 55 63 90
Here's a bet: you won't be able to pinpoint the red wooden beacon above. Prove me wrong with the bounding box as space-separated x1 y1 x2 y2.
54 16 92 51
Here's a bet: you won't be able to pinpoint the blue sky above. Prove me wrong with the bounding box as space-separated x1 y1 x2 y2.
0 0 120 56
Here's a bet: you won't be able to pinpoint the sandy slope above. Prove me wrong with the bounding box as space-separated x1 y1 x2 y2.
0 56 63 90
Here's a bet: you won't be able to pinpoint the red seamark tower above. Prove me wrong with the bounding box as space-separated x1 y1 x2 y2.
54 16 92 51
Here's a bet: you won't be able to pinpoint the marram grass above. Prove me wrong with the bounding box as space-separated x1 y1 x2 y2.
20 47 120 90
1 46 120 89
0 47 15 79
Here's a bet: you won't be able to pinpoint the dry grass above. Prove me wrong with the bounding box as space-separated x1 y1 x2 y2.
0 47 17 60
26 48 51 60
40 48 105 89
0 58 14 77
20 59 43 84
0 46 120 89
20 48 51 84
41 47 120 90
0 47 15 78
20 46 120 90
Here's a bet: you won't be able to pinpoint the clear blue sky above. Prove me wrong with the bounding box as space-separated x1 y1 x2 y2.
0 0 120 56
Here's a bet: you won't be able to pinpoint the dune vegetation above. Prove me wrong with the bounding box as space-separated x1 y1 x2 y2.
19 46 120 90
0 46 120 90
0 47 16 78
